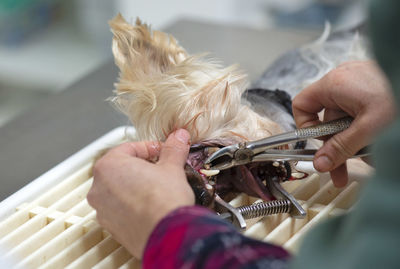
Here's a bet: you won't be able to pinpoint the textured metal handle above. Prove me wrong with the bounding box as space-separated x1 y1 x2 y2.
295 117 353 139
252 147 371 162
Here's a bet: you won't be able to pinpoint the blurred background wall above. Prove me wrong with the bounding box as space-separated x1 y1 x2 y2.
0 0 366 127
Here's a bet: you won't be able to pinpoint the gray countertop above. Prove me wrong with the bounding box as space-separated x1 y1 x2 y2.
0 19 318 201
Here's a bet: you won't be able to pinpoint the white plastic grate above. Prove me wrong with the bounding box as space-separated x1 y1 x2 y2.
0 127 371 268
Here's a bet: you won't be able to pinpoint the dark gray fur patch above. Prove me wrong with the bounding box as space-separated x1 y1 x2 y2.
242 88 306 149
251 49 319 98
243 88 296 133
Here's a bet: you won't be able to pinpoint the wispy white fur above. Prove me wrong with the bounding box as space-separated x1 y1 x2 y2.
109 14 282 144
300 22 369 89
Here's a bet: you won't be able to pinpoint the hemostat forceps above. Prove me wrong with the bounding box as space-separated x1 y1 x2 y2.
205 117 370 171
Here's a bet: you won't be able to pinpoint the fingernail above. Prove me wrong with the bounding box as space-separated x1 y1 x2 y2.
174 129 190 144
315 155 333 172
150 142 161 152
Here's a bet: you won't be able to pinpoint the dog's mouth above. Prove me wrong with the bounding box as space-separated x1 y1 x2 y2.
186 141 294 207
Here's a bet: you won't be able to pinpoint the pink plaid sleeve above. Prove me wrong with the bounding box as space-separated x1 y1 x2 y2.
143 206 290 269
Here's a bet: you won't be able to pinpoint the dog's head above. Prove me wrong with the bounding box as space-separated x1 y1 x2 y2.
109 14 282 144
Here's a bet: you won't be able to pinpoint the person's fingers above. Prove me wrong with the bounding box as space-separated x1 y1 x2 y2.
329 163 348 188
292 71 359 128
158 129 191 167
292 81 325 128
323 108 349 123
313 115 371 173
108 141 161 160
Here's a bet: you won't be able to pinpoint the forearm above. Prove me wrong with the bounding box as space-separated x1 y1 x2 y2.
143 206 290 269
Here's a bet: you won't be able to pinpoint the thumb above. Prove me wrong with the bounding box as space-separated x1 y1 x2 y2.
158 129 191 167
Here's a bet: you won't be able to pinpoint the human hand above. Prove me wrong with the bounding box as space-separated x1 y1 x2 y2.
292 61 396 187
87 129 194 258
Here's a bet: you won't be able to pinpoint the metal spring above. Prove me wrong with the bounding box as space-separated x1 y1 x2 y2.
238 199 291 219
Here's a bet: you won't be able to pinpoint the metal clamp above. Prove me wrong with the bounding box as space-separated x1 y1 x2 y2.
216 176 306 229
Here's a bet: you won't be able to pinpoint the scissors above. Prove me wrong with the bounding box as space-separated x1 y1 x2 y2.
204 117 370 171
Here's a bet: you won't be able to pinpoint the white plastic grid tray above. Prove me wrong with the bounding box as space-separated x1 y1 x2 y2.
0 127 371 268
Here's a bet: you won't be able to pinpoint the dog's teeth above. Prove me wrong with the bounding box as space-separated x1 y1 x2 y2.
291 172 305 179
200 169 220 177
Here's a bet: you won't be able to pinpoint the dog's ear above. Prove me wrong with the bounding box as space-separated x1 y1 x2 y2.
109 14 187 78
